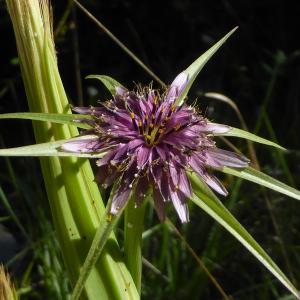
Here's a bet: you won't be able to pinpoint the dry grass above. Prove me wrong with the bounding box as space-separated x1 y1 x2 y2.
0 265 17 300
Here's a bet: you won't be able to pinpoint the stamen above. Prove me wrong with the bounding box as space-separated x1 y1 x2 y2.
174 124 181 131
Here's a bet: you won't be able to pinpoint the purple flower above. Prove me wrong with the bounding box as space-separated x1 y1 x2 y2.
62 72 249 223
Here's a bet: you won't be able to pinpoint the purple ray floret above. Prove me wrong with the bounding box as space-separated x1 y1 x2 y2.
62 72 249 223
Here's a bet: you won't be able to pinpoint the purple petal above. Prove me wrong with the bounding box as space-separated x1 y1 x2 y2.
96 165 118 188
154 145 169 161
166 72 188 101
169 161 180 187
137 146 151 169
116 86 127 96
110 184 131 215
202 173 228 196
96 148 119 167
205 149 250 168
135 176 149 207
189 153 205 174
128 139 144 150
112 143 128 162
153 187 166 222
152 166 169 201
61 135 101 153
178 170 193 198
202 123 231 134
169 188 189 223
72 106 92 114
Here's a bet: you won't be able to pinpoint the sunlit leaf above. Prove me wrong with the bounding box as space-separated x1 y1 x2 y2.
0 135 108 158
210 123 286 150
222 166 300 201
176 27 238 106
0 112 92 129
86 75 125 96
189 173 300 299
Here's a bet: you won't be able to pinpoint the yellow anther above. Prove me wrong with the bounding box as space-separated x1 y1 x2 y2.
171 104 175 112
174 124 181 131
161 106 165 113
159 128 165 134
145 115 149 120
130 112 135 119
138 120 142 127
149 123 154 128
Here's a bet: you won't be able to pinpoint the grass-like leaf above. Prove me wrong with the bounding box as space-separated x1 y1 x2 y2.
211 123 286 150
0 135 108 158
0 112 92 129
86 75 125 96
176 27 238 106
189 173 300 299
222 166 300 201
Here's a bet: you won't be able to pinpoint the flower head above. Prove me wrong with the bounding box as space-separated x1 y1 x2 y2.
62 72 249 222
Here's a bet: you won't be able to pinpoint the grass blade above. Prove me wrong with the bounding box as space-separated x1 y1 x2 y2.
86 75 125 95
0 112 92 129
189 173 300 299
221 166 300 201
0 136 108 158
211 124 286 150
176 27 238 106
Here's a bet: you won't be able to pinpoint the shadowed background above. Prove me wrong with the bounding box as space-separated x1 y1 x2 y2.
0 0 300 299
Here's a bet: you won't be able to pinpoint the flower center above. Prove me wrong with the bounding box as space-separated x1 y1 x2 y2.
129 100 176 147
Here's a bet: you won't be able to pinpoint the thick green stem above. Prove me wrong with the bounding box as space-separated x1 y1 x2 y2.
124 198 147 294
6 1 139 299
71 207 122 300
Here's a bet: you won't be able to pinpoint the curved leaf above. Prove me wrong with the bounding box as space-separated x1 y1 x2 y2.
210 123 286 150
0 112 92 129
0 135 108 158
176 27 238 106
86 75 125 96
221 166 300 201
189 173 300 299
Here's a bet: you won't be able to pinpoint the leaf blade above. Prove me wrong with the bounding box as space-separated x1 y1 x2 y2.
86 75 125 96
189 173 300 299
211 123 286 150
0 112 92 129
221 166 300 201
176 27 238 106
0 135 108 158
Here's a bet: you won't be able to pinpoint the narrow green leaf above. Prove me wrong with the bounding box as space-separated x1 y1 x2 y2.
71 183 128 300
189 173 300 299
0 135 108 158
222 166 300 201
211 123 286 150
124 196 147 294
86 75 125 96
0 112 92 129
176 27 238 106
0 185 28 238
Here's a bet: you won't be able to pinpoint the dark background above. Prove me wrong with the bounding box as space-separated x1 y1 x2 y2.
0 0 300 299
